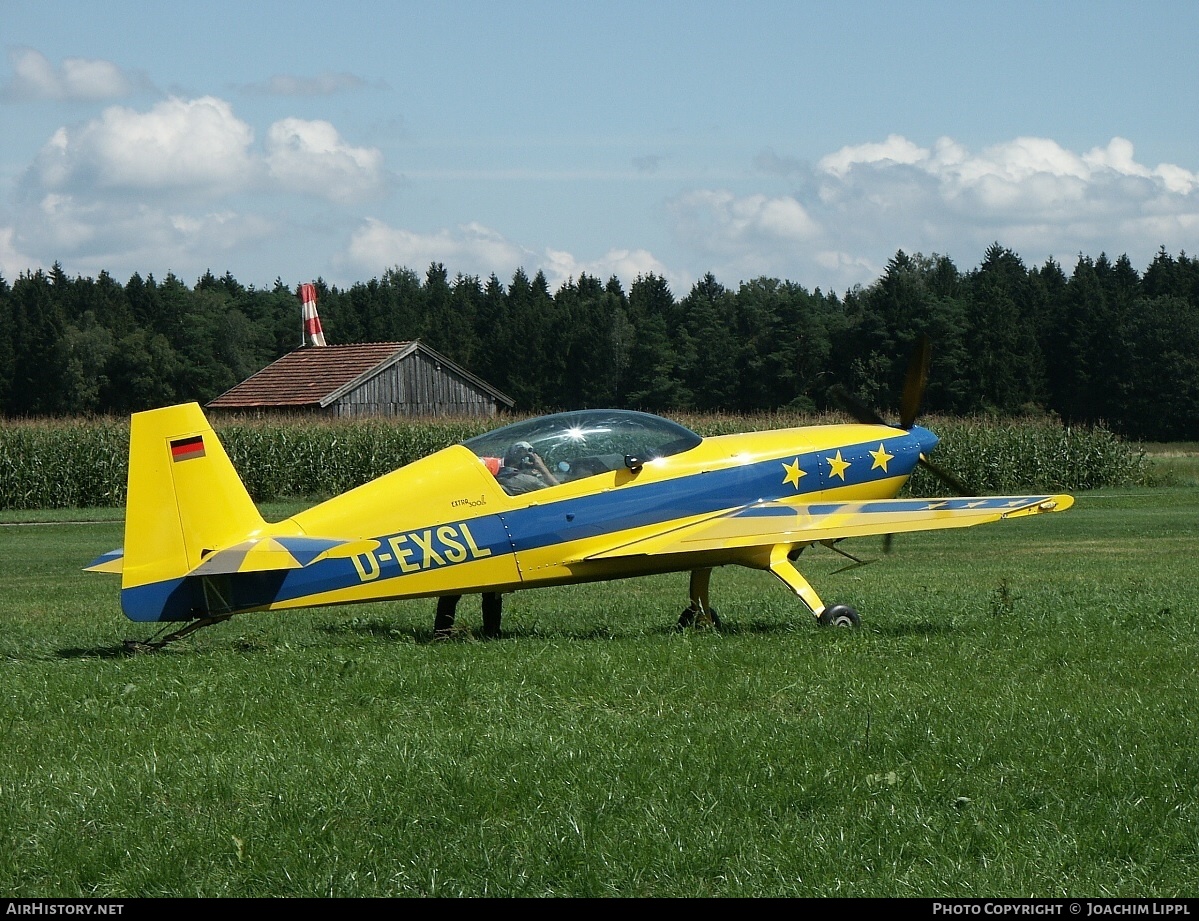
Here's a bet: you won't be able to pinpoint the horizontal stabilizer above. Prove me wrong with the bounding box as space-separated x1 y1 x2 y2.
84 548 125 574
84 530 381 580
187 536 380 576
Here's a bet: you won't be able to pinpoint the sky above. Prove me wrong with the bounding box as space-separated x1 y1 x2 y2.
2 0 1197 299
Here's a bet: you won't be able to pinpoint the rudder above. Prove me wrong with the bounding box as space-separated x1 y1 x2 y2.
121 403 266 606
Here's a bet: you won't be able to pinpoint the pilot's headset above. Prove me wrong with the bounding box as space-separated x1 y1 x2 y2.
504 441 536 469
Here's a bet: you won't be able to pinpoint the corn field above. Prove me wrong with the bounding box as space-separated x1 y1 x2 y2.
0 411 1149 511
908 416 1150 495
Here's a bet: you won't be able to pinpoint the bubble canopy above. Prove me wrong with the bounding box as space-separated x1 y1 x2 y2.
462 409 703 483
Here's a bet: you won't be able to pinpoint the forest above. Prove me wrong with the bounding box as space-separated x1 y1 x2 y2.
1 242 1197 441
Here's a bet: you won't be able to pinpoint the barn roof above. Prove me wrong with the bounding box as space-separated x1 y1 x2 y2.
206 341 514 410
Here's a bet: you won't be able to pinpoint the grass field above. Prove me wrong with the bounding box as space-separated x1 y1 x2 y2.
1 480 1196 897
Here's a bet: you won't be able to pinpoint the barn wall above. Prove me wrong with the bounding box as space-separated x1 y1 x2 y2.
331 351 501 418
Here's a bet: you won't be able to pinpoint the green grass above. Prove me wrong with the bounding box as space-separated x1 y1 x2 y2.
1140 444 1199 487
1 488 1197 896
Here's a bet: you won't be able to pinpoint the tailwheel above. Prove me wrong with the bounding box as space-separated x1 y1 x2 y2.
678 604 721 630
124 614 234 652
817 604 861 628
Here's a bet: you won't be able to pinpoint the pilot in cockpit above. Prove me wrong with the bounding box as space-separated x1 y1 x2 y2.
495 440 560 495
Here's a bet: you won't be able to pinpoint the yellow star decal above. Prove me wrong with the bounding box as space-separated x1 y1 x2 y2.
869 443 893 472
781 457 806 489
826 450 850 480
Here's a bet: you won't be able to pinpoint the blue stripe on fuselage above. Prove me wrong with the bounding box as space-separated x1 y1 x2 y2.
497 432 923 551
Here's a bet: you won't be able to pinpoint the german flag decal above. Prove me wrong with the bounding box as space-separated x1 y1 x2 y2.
170 435 206 462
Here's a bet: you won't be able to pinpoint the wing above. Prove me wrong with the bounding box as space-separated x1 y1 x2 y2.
584 494 1074 559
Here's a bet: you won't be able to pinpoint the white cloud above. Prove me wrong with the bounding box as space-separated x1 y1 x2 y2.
818 134 1198 212
3 47 135 102
668 134 1199 293
543 247 674 290
345 218 532 280
14 191 277 278
5 108 1197 298
0 226 44 278
6 95 390 284
265 118 386 202
343 219 675 291
818 134 929 178
26 98 385 204
669 189 820 249
665 189 822 284
30 96 258 195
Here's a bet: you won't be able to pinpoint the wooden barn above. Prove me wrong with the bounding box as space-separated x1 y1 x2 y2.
206 341 515 418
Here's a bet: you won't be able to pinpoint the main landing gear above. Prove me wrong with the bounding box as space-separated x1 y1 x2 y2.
817 603 861 628
675 552 864 632
678 568 721 629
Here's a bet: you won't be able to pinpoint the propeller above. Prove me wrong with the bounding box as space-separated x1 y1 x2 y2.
916 444 972 497
830 335 973 554
831 334 973 497
899 333 931 429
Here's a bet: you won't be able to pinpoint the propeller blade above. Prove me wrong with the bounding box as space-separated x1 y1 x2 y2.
834 336 973 499
919 454 972 496
830 384 887 427
899 334 931 429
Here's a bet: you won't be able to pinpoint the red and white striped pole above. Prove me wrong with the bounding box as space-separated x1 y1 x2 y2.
300 282 327 347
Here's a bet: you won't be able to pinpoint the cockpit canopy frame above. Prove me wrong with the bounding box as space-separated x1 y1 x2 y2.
462 409 703 483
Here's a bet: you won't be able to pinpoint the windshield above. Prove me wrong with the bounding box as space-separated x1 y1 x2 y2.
462 409 702 490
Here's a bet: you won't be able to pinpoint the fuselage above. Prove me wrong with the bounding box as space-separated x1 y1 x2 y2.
120 418 937 621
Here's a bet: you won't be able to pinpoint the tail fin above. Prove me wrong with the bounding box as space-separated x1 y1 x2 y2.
120 403 266 619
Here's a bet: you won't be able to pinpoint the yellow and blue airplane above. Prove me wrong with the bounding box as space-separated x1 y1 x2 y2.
86 344 1073 648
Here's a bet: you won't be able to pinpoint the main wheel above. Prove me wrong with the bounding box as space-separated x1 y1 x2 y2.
677 605 721 629
818 604 861 628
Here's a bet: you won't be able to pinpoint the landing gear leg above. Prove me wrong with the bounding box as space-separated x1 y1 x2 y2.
678 567 721 629
124 614 234 653
766 545 861 628
481 592 502 639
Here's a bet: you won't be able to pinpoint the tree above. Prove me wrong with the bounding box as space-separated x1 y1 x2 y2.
103 329 180 413
420 262 454 351
623 274 686 409
832 251 968 415
678 274 739 410
3 251 1198 441
729 277 830 411
552 274 625 408
500 268 556 409
56 314 115 413
6 270 65 415
472 274 510 391
1115 295 1199 440
962 245 1046 413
